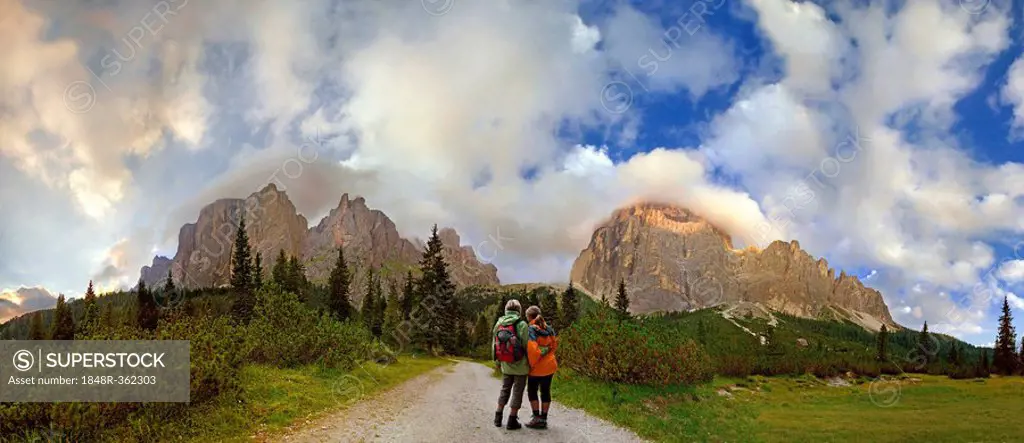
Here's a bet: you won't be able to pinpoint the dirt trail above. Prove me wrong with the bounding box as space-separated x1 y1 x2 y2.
281 361 646 443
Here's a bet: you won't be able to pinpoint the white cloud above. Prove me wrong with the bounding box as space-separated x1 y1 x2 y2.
1002 56 1024 138
601 4 739 97
998 260 1024 283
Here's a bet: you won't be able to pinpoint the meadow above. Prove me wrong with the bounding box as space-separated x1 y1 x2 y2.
554 371 1024 443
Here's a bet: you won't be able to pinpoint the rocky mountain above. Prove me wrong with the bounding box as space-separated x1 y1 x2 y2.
139 256 173 289
142 184 499 298
570 203 896 330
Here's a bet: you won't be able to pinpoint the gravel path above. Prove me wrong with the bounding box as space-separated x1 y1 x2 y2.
282 361 646 443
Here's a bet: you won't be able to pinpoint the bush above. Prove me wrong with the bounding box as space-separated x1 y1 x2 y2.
246 289 375 369
561 311 714 386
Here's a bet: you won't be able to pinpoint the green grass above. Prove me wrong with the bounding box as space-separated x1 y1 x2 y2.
554 372 1024 443
101 356 451 442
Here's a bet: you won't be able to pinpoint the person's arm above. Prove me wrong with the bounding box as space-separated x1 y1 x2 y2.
527 334 541 367
490 322 496 362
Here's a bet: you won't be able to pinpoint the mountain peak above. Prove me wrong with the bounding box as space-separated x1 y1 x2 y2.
571 203 895 330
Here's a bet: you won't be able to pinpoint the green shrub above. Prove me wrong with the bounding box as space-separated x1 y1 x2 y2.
561 311 713 386
246 289 374 369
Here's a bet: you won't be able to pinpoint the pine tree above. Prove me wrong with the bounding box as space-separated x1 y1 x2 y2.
614 279 630 320
560 281 579 328
82 280 99 335
994 297 1018 375
252 252 264 290
29 311 45 340
100 303 113 330
165 270 175 292
473 312 491 347
400 271 415 321
979 349 991 375
876 324 889 361
49 293 75 340
416 225 458 353
136 279 159 331
383 279 403 343
230 214 253 293
328 247 353 321
362 267 378 334
540 289 560 329
272 249 288 287
374 276 387 337
232 231 258 322
918 321 935 366
286 255 307 298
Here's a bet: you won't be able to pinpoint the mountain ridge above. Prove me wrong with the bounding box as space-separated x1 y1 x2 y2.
142 184 499 298
570 202 897 330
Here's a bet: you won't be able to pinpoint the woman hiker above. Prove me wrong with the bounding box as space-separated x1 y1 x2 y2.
524 305 558 429
493 299 531 430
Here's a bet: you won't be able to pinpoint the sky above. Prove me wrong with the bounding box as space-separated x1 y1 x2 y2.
0 0 1023 345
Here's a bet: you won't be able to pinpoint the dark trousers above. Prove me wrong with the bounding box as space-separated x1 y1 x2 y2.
527 374 553 403
498 374 527 409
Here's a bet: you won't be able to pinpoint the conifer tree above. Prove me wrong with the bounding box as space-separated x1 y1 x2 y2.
82 280 99 335
230 214 253 293
473 312 492 347
876 324 889 361
416 225 458 353
615 279 630 320
230 217 257 322
100 303 113 330
994 296 1018 375
374 276 387 336
540 289 560 329
918 321 935 366
400 271 415 321
362 267 378 334
49 294 75 340
328 247 353 321
165 270 175 292
29 311 45 340
272 249 288 287
136 279 159 331
285 255 307 298
560 281 579 328
979 349 991 375
252 252 264 290
383 279 403 342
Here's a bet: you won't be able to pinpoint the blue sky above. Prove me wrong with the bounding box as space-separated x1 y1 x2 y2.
1 0 1024 345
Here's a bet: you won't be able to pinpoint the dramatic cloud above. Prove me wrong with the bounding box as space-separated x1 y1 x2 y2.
1 0 1022 346
0 287 57 323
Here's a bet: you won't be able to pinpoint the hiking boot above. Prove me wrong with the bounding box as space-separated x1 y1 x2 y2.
506 415 522 430
525 414 545 429
494 411 503 427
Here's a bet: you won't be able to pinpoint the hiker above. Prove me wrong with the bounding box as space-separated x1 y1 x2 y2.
493 299 531 430
524 305 558 429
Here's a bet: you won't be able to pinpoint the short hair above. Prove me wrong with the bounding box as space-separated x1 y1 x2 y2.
505 299 522 314
525 305 541 321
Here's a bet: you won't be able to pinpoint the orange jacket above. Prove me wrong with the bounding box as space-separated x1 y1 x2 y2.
526 320 558 377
